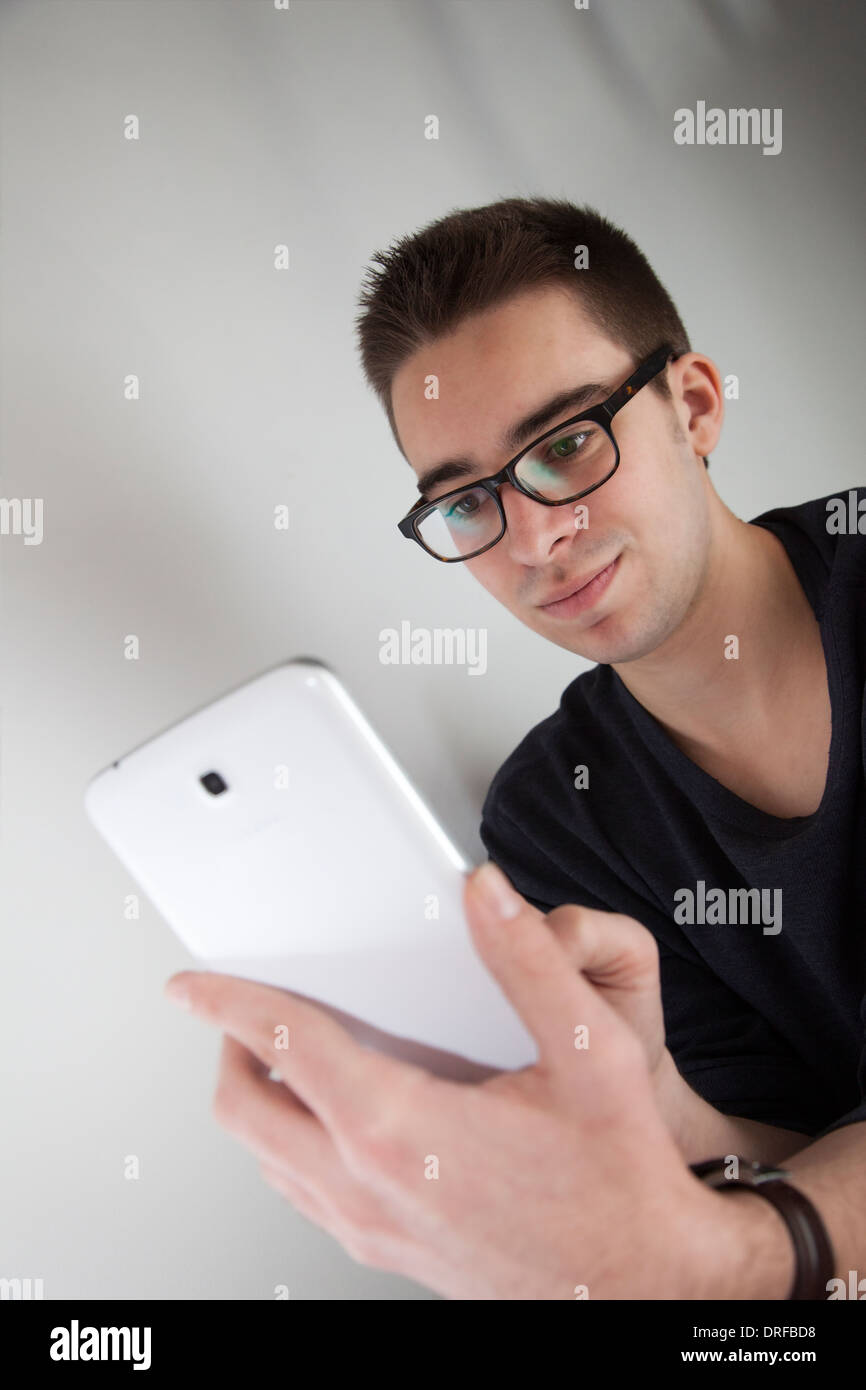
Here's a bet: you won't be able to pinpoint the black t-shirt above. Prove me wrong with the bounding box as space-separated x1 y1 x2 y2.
479 489 866 1140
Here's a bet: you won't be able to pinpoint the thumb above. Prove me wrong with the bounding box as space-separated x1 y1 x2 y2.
463 862 621 1071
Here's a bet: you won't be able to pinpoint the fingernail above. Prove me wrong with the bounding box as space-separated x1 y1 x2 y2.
473 862 522 919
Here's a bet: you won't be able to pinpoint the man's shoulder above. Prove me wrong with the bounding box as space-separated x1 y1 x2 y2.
750 486 866 568
749 487 866 624
480 663 614 826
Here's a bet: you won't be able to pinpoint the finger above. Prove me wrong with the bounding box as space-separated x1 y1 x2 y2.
463 864 636 1077
223 1039 391 1253
258 1159 337 1233
545 905 660 992
171 971 432 1145
544 906 665 1053
222 1030 315 1117
214 1034 342 1185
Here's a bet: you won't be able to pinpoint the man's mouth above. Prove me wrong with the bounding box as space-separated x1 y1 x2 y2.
536 555 621 617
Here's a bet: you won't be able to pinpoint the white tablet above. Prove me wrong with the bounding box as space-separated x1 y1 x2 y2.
84 657 537 1079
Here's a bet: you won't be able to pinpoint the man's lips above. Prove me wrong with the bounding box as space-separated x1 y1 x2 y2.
536 556 620 617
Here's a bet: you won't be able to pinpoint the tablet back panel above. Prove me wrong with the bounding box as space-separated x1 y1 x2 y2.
84 659 537 1072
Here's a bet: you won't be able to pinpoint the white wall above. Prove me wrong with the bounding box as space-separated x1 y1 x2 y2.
1 0 863 1299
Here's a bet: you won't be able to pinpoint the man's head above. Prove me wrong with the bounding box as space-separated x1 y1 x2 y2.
355 198 724 666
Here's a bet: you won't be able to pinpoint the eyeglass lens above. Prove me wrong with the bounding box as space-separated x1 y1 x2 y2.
415 419 616 559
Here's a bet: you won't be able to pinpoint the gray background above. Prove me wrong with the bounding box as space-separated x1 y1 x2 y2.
1 0 863 1299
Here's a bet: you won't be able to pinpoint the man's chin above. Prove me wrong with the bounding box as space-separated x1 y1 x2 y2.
541 608 664 666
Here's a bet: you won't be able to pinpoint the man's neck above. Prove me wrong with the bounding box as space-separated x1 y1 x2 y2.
612 504 821 762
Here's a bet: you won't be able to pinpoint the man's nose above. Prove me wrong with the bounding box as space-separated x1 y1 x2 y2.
498 481 579 562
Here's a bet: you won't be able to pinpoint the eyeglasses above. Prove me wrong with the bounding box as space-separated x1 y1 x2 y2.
397 345 676 562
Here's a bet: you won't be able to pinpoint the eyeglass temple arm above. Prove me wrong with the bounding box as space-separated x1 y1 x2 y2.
602 347 675 418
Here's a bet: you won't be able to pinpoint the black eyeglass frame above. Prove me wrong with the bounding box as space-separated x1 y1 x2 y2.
397 345 677 562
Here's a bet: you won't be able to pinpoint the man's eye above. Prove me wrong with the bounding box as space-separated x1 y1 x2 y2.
445 493 479 519
549 430 589 459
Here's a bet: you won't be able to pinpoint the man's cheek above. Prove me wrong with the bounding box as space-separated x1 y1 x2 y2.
465 557 504 597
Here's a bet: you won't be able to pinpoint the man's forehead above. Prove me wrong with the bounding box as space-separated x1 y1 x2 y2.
395 286 599 395
394 288 621 429
393 322 626 489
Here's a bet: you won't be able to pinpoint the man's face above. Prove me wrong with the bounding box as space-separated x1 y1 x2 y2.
391 284 715 666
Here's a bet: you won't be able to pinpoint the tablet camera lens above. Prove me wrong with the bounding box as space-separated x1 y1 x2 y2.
200 771 228 796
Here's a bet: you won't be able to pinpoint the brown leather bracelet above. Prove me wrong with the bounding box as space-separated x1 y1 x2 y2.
690 1156 836 1300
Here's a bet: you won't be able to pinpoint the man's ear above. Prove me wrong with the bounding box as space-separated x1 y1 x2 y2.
669 353 723 462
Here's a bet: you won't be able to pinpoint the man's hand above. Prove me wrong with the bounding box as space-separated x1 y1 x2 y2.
164 862 791 1300
539 897 704 1149
542 899 667 1073
535 893 700 1147
540 891 809 1164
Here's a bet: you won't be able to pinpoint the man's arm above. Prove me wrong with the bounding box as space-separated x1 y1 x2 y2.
710 1121 866 1298
655 1045 813 1164
654 1041 866 1293
782 1122 866 1278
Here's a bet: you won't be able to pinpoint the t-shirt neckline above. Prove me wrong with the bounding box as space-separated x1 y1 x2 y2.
607 515 848 840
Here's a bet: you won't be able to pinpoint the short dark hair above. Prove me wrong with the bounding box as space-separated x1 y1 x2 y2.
355 196 709 466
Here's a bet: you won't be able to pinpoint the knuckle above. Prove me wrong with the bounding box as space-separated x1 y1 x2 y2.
344 1070 429 1178
546 903 586 935
332 1200 388 1268
342 1237 373 1267
348 1114 406 1178
341 1226 381 1268
617 915 660 970
546 904 598 963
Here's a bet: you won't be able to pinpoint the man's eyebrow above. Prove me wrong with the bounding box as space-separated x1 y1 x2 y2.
414 379 614 499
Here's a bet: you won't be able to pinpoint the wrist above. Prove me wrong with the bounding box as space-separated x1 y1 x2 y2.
690 1182 797 1300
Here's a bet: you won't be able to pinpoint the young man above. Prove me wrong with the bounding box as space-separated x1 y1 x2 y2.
165 198 864 1303
352 196 866 1292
